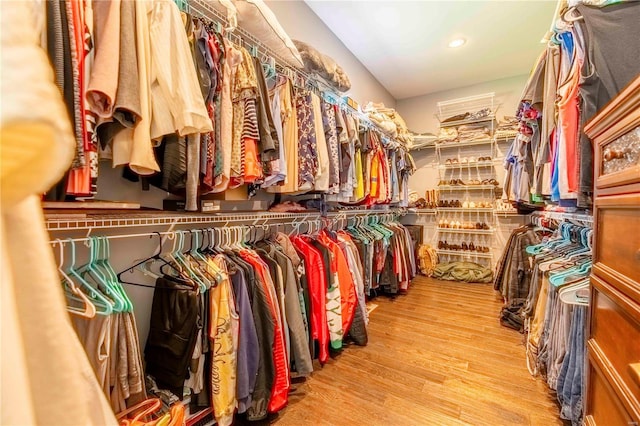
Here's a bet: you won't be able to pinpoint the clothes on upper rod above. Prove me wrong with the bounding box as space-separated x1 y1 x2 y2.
503 1 640 210
40 0 415 208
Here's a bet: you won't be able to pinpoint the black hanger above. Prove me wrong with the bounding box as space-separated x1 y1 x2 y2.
117 232 182 289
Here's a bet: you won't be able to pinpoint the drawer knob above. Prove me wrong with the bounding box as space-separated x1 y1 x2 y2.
630 363 640 386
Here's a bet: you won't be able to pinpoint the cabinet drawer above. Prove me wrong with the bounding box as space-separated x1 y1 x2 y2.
591 275 640 415
594 196 640 296
596 124 640 191
586 355 634 426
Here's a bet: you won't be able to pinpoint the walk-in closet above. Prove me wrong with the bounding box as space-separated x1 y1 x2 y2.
2 0 639 425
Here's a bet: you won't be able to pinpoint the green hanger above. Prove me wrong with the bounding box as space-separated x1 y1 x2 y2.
79 237 127 312
67 239 114 316
97 237 134 312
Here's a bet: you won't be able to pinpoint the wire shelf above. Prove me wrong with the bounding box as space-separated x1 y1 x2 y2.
494 135 517 143
436 249 492 259
437 185 498 191
439 161 495 170
437 208 495 213
436 139 495 149
494 211 521 217
437 228 495 235
404 209 437 215
439 116 497 129
45 209 403 232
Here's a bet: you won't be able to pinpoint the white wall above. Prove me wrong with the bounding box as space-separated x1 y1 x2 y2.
396 74 528 134
265 0 396 108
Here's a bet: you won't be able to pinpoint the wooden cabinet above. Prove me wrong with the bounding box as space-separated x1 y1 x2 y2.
584 76 640 426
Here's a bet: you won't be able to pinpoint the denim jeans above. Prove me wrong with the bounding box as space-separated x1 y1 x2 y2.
557 305 586 425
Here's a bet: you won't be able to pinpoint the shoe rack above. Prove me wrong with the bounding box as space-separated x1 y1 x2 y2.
434 93 499 267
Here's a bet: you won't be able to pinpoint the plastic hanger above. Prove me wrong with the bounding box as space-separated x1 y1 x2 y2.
549 259 592 287
186 230 215 289
67 239 114 315
97 237 134 312
78 237 127 312
559 279 590 306
118 232 181 287
171 231 206 292
56 239 97 318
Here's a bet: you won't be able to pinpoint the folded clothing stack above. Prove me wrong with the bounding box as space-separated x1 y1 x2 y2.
457 123 491 142
363 102 414 147
437 127 458 143
494 116 520 139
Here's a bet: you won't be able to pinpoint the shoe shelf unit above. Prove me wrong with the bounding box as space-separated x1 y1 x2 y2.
434 93 501 268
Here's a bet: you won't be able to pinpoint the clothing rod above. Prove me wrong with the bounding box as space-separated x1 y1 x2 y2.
529 210 593 225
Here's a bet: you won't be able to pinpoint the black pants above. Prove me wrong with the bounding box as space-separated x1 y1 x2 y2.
145 275 200 398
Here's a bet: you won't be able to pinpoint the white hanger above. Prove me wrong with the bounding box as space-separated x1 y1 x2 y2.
56 239 97 318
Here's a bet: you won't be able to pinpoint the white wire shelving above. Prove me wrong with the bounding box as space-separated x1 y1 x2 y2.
437 185 499 191
437 228 495 235
45 209 404 232
404 209 437 215
436 249 493 259
439 161 495 170
437 208 494 213
435 138 495 149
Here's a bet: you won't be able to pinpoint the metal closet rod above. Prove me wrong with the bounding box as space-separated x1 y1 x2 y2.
48 222 318 245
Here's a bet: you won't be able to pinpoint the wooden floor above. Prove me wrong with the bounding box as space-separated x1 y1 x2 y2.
271 276 565 426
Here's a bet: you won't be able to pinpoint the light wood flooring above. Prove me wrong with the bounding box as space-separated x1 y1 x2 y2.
271 276 566 426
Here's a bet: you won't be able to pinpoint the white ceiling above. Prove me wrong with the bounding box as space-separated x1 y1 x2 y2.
305 1 557 100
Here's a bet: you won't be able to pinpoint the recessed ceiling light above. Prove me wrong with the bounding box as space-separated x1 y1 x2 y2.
448 38 466 48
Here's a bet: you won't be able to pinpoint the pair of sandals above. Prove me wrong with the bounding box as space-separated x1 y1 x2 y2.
437 179 462 186
477 156 492 162
439 220 482 230
438 200 462 208
467 179 499 186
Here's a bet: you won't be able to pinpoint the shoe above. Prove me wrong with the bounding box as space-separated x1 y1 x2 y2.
488 178 499 186
476 222 483 229
469 201 476 209
443 219 449 228
445 159 452 165
469 242 475 251
452 158 459 164
469 157 477 163
462 201 469 209
457 179 465 185
461 157 468 164
482 223 490 230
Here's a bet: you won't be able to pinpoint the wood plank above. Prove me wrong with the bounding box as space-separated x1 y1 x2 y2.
273 277 565 425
